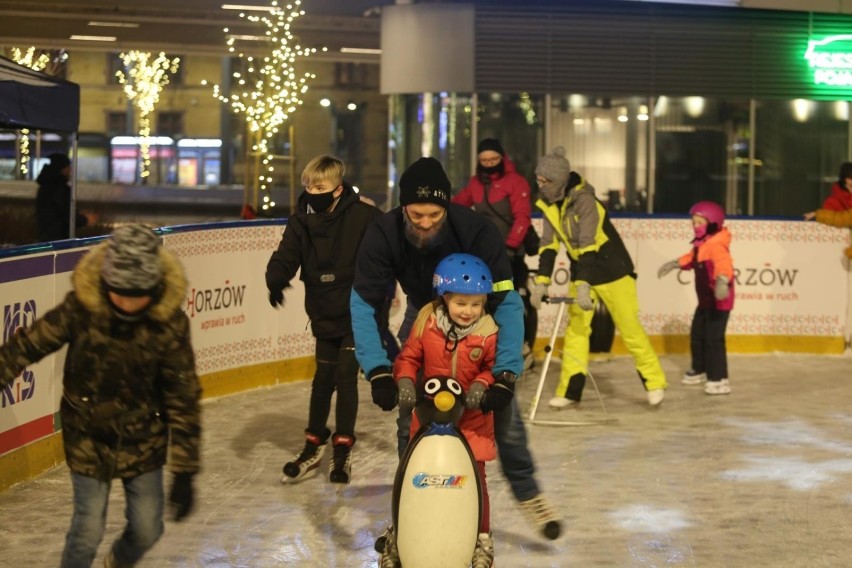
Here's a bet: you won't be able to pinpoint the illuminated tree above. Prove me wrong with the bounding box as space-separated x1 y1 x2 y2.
116 51 180 182
206 0 317 212
5 47 68 178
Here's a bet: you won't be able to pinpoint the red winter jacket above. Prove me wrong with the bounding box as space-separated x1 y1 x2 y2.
452 158 532 250
822 182 852 211
394 306 498 462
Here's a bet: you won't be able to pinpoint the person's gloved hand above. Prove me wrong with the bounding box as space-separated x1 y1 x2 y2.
480 371 516 413
657 260 680 279
168 472 195 522
397 377 416 413
369 367 398 411
464 381 487 409
714 276 730 300
529 282 548 310
268 288 284 308
575 282 594 311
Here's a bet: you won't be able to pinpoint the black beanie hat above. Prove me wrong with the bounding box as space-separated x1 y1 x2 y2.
399 157 451 207
49 153 71 169
477 138 504 156
839 162 852 184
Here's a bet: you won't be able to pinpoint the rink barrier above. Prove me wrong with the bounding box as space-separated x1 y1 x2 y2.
1 216 850 490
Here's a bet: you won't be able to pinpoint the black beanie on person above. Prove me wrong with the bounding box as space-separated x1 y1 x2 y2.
49 153 71 169
477 138 505 156
398 157 451 207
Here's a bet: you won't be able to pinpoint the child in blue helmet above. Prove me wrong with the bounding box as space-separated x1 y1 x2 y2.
380 253 504 568
657 200 735 395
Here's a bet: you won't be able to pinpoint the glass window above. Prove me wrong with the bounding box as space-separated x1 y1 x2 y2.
754 100 849 216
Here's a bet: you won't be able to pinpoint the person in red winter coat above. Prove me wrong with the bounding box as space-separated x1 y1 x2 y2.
658 201 735 395
452 139 538 363
803 162 852 258
383 253 501 568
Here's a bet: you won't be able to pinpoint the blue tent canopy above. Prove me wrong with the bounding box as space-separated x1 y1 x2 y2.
0 54 79 132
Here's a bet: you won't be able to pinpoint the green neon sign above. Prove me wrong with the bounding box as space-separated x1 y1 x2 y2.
805 35 852 87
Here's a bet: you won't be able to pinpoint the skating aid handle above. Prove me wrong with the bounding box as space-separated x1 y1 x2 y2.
543 296 575 304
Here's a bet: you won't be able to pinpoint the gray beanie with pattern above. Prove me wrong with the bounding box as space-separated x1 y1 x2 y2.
102 224 163 296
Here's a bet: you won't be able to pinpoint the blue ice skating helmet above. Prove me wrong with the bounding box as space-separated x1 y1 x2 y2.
432 253 493 296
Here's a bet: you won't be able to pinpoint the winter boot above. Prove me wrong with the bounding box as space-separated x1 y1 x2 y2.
682 369 707 385
519 494 562 540
329 433 355 484
704 378 731 395
281 429 329 483
377 525 401 568
471 532 495 568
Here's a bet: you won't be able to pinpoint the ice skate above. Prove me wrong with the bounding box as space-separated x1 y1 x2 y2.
471 532 494 568
377 526 400 568
518 494 562 540
329 434 354 484
281 430 328 483
704 379 731 395
548 396 577 409
682 369 706 385
647 389 665 406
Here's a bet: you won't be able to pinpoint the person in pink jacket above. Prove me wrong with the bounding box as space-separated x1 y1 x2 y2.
658 201 735 395
389 253 506 568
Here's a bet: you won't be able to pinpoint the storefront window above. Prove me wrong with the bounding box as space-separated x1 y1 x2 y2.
754 100 849 216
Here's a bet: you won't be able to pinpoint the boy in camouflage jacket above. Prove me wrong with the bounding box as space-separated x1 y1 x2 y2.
0 224 201 568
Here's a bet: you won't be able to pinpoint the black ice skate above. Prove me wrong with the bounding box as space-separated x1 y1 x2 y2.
329 433 354 484
281 430 329 484
519 494 562 540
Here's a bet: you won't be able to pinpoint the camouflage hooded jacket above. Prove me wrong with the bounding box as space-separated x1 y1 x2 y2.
0 241 201 480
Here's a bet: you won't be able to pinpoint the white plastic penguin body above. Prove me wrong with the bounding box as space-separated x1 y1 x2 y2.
392 376 482 568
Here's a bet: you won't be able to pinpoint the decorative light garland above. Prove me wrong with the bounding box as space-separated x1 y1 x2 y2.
206 0 316 210
116 51 180 181
8 47 52 177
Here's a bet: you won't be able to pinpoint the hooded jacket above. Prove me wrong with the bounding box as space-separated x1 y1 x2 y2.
393 304 497 462
677 227 735 311
266 183 381 339
0 241 201 481
535 172 635 286
452 158 532 250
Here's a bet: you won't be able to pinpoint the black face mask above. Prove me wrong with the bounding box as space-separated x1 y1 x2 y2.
478 161 504 178
303 190 338 212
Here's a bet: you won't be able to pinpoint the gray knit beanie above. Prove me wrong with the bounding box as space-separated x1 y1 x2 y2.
535 146 572 203
102 224 163 296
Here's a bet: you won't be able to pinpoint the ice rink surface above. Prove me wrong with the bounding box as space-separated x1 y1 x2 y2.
2 351 851 567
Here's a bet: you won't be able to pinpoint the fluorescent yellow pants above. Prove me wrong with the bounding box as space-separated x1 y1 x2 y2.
557 275 667 398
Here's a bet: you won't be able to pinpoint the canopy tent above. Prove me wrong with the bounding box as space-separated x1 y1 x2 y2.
0 54 82 237
0 54 79 132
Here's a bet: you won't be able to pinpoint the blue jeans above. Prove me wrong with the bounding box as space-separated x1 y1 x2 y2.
395 299 540 502
61 468 164 568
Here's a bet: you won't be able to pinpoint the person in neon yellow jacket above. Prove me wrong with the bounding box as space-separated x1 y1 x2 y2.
529 147 667 408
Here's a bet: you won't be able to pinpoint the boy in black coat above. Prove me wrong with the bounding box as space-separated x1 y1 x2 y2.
266 155 381 484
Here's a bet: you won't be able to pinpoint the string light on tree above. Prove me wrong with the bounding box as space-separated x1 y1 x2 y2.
116 51 180 181
206 0 318 211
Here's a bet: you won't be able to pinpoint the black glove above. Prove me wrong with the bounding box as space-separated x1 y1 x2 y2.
369 367 398 411
268 288 284 308
480 371 517 413
168 472 195 522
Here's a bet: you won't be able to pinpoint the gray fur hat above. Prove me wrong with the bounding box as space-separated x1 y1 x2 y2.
535 146 571 188
102 224 163 296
